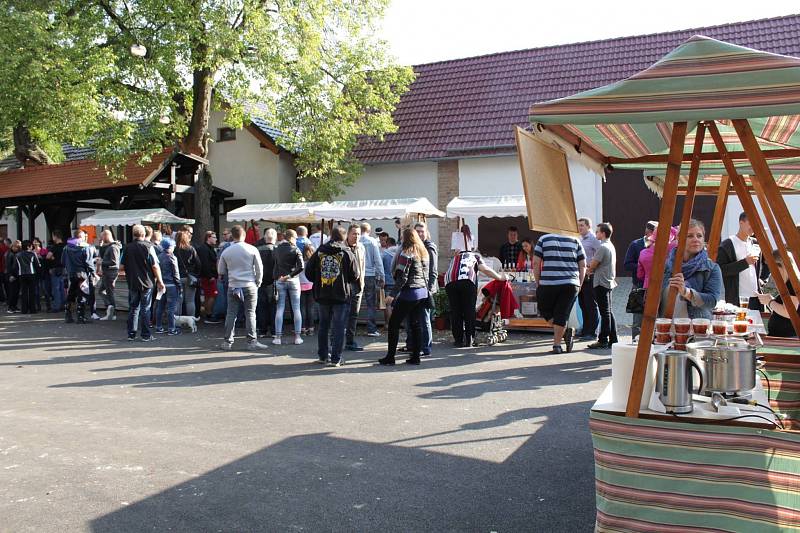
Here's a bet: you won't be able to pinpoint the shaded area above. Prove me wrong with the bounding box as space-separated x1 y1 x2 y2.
90 401 597 532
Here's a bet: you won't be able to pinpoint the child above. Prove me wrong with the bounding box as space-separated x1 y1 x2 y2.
17 240 41 314
299 243 316 335
155 237 182 335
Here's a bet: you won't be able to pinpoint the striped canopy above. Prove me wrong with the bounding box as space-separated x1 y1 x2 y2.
529 36 800 189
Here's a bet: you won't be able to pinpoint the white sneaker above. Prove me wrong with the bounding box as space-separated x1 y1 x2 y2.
99 306 115 321
366 331 381 337
247 341 268 351
91 313 102 320
293 335 304 345
272 337 282 345
219 341 233 351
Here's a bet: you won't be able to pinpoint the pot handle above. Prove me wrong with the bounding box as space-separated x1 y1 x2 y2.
688 355 705 395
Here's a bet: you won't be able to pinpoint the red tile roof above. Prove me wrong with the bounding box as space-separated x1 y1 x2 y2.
0 151 170 200
353 14 800 164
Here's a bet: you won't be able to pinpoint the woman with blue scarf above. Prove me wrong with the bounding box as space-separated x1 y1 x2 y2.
661 219 723 319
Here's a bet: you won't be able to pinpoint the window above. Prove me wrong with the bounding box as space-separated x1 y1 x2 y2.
217 127 236 142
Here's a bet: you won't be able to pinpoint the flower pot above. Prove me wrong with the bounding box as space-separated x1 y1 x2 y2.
435 316 448 331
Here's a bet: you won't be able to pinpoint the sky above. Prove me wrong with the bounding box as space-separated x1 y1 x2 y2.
381 0 799 65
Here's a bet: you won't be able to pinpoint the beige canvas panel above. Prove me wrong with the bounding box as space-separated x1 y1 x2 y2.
514 127 579 237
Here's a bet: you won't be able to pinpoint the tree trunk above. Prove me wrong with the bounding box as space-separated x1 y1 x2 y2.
13 123 53 166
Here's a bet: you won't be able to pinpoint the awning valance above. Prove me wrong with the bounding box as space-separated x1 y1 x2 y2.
80 208 194 226
226 202 327 223
445 196 527 218
313 198 445 220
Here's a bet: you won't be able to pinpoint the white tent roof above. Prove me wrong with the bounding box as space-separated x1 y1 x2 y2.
80 208 195 226
226 202 327 223
445 196 528 218
313 198 444 220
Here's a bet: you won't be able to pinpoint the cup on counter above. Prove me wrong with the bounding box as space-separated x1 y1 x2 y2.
692 318 710 336
673 343 687 351
674 332 691 345
712 320 727 335
654 332 672 345
733 320 749 334
674 318 691 334
655 318 672 334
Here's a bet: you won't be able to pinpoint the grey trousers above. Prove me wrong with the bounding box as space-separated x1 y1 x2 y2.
102 270 119 309
224 285 258 344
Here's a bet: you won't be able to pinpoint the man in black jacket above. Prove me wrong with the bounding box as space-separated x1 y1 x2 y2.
256 228 278 337
305 226 359 366
717 212 767 309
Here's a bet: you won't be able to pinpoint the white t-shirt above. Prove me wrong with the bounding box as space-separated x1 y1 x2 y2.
730 234 758 298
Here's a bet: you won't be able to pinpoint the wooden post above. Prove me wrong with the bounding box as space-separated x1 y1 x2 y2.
709 122 800 335
663 122 706 318
626 122 688 418
707 174 731 262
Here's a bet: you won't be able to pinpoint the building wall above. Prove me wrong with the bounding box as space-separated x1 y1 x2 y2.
207 111 294 207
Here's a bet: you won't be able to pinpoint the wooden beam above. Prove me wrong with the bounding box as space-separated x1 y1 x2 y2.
663 122 706 318
608 148 800 165
626 121 688 418
710 122 800 336
245 124 280 154
707 174 731 262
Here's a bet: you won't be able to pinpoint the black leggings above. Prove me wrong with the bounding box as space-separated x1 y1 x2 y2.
19 275 37 314
446 280 478 344
387 298 426 357
7 276 20 310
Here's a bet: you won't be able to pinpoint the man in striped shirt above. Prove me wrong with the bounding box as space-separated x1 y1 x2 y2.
533 233 586 353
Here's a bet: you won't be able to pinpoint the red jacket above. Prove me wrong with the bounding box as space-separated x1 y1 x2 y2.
0 243 7 272
481 279 519 319
245 227 259 245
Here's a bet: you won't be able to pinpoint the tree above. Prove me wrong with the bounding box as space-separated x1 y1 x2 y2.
0 1 414 237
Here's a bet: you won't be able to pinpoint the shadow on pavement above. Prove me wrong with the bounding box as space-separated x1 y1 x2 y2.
89 401 597 532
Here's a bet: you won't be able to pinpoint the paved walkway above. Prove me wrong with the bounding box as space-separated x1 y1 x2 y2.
0 312 611 532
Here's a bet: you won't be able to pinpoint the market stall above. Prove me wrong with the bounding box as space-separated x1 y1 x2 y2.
313 197 444 222
523 35 800 530
446 195 549 331
225 202 327 224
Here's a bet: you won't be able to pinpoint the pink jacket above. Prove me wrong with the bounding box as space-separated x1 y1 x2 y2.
637 226 678 288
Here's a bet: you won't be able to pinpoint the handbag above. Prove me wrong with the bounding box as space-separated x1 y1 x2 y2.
626 288 646 314
188 273 199 288
377 287 386 310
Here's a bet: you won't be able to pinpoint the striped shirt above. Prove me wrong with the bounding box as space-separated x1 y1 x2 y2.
533 234 585 286
445 251 484 285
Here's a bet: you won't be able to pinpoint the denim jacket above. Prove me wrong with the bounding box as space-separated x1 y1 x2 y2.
661 252 723 319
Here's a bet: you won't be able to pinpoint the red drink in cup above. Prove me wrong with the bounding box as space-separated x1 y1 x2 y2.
692 318 710 336
654 332 672 344
675 332 691 344
712 320 727 335
655 318 672 334
733 321 748 334
674 318 691 334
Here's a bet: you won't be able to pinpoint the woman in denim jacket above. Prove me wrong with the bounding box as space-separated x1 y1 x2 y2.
661 219 723 320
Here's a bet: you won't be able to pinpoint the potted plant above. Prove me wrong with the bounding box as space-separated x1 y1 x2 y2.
432 290 450 330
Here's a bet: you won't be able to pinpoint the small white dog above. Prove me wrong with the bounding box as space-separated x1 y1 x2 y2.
174 315 199 332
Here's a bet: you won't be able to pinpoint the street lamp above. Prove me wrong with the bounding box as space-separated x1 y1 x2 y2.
130 43 147 57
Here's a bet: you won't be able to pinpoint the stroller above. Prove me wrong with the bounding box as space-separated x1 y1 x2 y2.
476 281 510 346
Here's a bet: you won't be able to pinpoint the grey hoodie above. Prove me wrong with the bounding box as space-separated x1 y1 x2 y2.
218 241 263 289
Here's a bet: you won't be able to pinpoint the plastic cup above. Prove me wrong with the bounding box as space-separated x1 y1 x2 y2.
692 318 710 336
675 332 691 344
733 321 749 334
674 343 687 351
655 318 672 333
674 318 691 334
712 320 727 335
654 332 672 344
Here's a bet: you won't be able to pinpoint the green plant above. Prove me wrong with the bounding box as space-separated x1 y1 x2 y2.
432 290 450 318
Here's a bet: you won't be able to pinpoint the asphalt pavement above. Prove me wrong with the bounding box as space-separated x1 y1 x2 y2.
0 311 611 532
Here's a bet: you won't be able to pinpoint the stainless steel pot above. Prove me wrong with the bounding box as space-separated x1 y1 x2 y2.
686 336 757 395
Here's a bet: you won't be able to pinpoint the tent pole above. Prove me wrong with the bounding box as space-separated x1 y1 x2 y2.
709 122 800 334
707 174 732 262
733 120 800 276
663 122 706 319
626 122 688 418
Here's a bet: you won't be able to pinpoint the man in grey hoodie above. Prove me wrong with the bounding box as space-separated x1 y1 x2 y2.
218 225 267 351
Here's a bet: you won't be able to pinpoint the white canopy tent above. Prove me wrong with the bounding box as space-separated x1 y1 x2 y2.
445 195 528 218
313 197 444 220
80 208 195 226
225 202 327 223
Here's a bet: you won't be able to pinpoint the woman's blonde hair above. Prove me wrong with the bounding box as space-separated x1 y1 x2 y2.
176 230 192 250
401 227 428 261
303 243 315 261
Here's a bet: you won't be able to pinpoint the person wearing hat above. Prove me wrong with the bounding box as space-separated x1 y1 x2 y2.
624 220 657 339
155 237 182 335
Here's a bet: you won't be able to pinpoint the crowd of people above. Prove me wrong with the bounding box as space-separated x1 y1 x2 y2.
2 209 795 359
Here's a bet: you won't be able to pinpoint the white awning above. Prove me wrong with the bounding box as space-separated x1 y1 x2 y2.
80 208 195 226
313 198 445 220
226 202 327 223
445 196 528 218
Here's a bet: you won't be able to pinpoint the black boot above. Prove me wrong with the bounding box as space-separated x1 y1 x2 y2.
64 305 75 323
377 356 396 366
76 303 87 324
406 355 421 365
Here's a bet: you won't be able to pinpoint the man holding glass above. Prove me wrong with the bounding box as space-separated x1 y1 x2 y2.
717 212 764 310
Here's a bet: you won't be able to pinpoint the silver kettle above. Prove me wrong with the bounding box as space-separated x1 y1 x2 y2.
654 349 705 414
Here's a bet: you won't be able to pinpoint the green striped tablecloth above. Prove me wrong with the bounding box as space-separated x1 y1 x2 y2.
759 345 800 430
590 410 800 532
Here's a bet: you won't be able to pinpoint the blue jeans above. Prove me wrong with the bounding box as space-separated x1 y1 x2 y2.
275 279 301 336
50 271 66 311
156 285 180 331
318 302 349 362
363 276 379 333
211 279 227 318
128 286 153 339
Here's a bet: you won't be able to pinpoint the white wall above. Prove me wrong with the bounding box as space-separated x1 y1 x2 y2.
207 111 294 205
721 195 800 246
457 154 603 246
337 161 439 242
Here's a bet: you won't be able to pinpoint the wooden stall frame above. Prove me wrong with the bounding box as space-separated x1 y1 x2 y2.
706 174 731 262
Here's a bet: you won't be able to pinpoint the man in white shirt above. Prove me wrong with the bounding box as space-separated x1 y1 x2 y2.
309 223 328 250
717 212 762 309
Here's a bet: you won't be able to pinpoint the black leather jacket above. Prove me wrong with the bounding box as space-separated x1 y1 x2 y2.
390 252 430 297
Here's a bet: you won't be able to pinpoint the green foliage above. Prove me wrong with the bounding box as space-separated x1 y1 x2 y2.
433 289 450 318
0 1 413 198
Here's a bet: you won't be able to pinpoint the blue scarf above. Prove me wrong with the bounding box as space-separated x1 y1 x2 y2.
667 248 710 291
